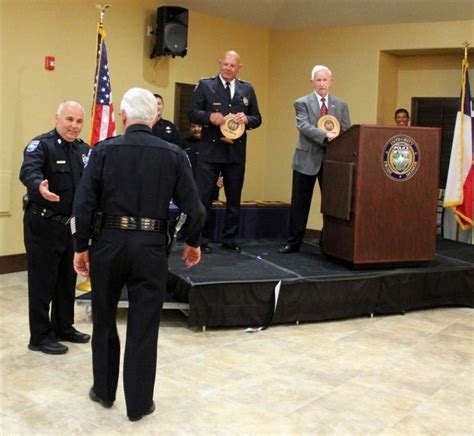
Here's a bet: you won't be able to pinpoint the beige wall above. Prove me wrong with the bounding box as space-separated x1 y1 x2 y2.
0 0 269 255
1 0 473 255
265 20 474 230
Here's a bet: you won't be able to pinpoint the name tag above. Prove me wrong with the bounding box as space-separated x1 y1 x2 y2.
56 160 66 164
213 102 222 106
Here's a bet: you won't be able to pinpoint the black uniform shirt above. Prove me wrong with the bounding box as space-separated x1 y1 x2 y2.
181 136 200 176
19 129 89 216
73 124 205 252
151 118 182 146
188 75 262 163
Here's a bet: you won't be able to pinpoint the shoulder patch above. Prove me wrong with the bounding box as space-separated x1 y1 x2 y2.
26 140 40 153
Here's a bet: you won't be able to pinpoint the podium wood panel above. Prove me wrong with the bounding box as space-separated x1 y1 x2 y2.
322 125 441 265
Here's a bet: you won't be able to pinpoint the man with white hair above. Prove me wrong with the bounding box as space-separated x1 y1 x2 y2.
20 100 91 355
279 65 351 253
72 87 205 421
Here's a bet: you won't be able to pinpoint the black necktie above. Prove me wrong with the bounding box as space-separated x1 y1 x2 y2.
225 81 231 101
67 143 81 191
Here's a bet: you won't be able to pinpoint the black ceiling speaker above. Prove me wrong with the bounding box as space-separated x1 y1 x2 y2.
151 6 188 58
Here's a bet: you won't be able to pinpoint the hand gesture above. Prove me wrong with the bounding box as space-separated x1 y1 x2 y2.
39 179 60 202
182 243 201 268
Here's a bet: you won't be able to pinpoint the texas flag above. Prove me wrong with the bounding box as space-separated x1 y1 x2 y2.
443 55 473 232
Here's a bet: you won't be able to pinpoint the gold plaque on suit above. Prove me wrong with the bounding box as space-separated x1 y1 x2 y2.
220 114 245 143
317 115 340 136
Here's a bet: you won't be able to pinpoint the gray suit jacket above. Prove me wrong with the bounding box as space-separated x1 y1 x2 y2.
291 92 351 176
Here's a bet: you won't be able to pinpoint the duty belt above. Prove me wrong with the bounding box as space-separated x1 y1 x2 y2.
30 203 71 225
104 215 168 234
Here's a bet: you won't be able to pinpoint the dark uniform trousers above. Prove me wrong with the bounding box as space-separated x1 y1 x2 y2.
90 228 167 419
20 129 88 346
188 75 261 245
24 211 76 345
197 161 245 244
73 124 205 419
287 168 324 248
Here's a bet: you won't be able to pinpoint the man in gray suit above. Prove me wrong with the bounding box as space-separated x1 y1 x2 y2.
279 65 351 253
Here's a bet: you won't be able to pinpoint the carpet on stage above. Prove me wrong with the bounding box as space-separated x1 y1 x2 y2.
166 238 473 328
76 238 473 329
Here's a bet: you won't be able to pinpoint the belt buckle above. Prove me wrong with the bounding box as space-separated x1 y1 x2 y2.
141 218 154 231
119 216 130 229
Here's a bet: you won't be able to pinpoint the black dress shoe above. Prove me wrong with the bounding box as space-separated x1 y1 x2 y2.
28 341 68 355
278 244 299 254
221 241 241 252
57 329 91 344
201 244 213 254
128 401 156 422
89 387 114 408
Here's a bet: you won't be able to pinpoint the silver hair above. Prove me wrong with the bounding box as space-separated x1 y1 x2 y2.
56 100 84 115
120 88 157 121
311 65 332 80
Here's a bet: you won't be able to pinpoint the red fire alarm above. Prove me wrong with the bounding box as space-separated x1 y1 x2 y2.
44 55 55 71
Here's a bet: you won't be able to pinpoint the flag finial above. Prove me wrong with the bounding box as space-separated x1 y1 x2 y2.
463 41 470 59
96 4 111 25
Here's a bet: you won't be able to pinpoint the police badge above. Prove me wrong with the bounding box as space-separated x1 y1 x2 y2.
243 96 249 106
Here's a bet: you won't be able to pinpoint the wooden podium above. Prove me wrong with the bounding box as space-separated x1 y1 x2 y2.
321 125 441 265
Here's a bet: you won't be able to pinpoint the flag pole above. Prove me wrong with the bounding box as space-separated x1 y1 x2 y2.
77 4 112 294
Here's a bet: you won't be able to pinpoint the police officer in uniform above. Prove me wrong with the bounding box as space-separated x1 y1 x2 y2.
188 50 262 253
72 88 205 422
151 93 182 146
19 100 91 355
181 122 202 176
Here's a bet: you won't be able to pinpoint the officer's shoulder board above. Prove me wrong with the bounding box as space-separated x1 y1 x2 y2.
96 134 120 146
194 76 213 91
237 78 250 84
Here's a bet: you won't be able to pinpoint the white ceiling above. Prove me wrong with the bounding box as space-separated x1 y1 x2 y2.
173 0 474 29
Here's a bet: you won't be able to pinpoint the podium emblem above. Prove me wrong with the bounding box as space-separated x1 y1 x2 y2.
382 135 420 181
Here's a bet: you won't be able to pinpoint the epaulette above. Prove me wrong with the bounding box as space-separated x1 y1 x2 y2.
237 78 250 84
33 129 55 141
199 76 213 81
93 135 120 147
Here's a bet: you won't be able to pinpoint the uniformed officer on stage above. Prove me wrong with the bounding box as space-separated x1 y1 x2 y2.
19 100 91 355
151 93 182 146
188 50 262 253
72 87 205 422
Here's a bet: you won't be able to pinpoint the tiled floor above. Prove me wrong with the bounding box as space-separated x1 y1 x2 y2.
1 271 473 435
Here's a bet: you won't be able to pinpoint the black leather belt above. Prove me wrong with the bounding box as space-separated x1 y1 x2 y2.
104 215 168 234
30 203 71 225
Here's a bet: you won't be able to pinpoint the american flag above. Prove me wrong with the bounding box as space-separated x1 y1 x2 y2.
90 25 116 145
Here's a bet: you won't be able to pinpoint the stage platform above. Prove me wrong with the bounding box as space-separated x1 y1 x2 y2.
76 238 473 329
